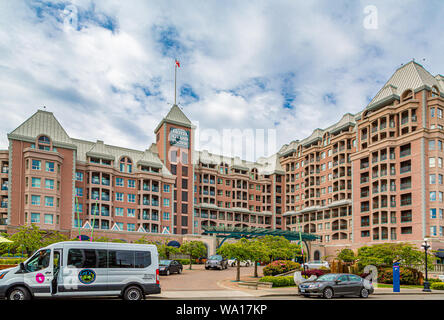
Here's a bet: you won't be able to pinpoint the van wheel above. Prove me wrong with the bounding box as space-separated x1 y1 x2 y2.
7 286 31 301
123 286 144 301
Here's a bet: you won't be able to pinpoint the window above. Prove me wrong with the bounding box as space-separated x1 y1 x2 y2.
164 199 170 207
45 196 54 207
128 179 135 188
182 152 188 165
44 214 53 224
431 107 435 118
45 162 54 172
31 195 41 206
116 222 124 230
31 177 41 188
76 172 83 181
115 207 124 216
430 191 437 201
76 187 83 196
32 160 41 170
429 157 436 168
108 250 135 268
25 249 50 272
75 203 83 213
127 223 136 232
430 174 436 184
127 208 135 217
429 140 436 150
116 178 124 187
431 226 437 236
163 212 170 220
31 212 40 223
45 179 54 190
115 192 124 202
182 179 188 189
430 208 437 219
67 249 107 268
127 194 136 203
119 157 132 173
164 184 170 192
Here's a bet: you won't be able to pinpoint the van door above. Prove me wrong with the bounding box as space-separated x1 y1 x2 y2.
51 249 62 295
59 248 108 296
23 249 54 297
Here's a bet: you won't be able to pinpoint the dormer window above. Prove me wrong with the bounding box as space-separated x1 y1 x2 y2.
431 86 440 97
120 157 133 173
37 135 51 151
401 89 413 102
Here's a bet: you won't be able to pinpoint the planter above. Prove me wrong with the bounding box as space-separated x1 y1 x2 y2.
0 264 17 270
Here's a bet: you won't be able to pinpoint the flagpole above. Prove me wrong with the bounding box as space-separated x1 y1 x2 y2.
174 60 177 105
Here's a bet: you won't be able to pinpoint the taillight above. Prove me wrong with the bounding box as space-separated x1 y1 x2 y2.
156 268 159 284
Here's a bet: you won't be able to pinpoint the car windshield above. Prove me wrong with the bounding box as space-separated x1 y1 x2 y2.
209 255 222 261
159 260 171 266
316 274 338 282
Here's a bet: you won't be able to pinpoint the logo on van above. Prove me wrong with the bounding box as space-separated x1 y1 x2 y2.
78 269 96 284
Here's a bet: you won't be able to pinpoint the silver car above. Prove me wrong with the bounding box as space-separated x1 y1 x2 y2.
301 260 330 269
205 255 228 270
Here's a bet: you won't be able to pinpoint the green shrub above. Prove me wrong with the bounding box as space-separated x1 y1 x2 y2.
175 259 198 265
431 282 444 290
428 278 442 284
263 260 300 276
377 266 423 285
259 276 295 287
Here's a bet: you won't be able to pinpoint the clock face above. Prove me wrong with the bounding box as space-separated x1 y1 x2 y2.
169 127 189 148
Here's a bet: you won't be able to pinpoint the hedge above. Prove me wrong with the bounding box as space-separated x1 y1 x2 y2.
377 266 423 285
263 260 300 276
0 258 26 265
259 276 295 287
430 282 444 290
176 259 198 265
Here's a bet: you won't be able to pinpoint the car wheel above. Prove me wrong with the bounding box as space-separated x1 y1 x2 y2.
7 286 31 301
360 288 369 298
123 286 144 301
166 269 170 276
178 268 182 274
205 267 209 270
231 262 235 267
323 287 334 299
245 262 250 267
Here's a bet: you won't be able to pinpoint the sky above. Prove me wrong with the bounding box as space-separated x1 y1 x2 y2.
1 0 444 161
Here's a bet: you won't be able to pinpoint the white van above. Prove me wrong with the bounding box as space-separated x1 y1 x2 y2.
0 241 160 300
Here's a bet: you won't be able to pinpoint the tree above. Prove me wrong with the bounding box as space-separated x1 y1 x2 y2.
180 240 207 270
158 241 180 259
245 238 268 278
336 248 356 263
134 237 157 245
9 224 45 256
259 235 301 262
217 238 253 281
356 243 435 269
42 231 69 247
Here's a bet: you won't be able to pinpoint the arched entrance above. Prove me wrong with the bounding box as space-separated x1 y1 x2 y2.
314 250 321 261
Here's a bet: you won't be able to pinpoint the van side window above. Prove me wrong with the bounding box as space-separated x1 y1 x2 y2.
67 249 107 268
108 250 135 268
135 251 151 268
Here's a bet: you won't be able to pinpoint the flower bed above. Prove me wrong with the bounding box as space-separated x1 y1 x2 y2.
263 260 300 276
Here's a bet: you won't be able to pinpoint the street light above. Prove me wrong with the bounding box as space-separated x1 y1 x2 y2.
421 239 431 292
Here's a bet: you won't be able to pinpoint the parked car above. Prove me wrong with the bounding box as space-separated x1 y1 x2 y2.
228 259 252 267
301 260 330 269
159 260 183 275
298 273 374 299
205 255 228 270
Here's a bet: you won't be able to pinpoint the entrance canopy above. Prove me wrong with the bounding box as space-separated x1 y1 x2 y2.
202 225 320 248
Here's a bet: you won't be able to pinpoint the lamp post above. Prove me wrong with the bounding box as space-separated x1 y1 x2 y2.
422 239 431 292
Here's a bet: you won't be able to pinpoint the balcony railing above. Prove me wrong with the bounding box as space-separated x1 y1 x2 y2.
400 149 411 157
152 200 159 206
152 187 159 192
1 202 7 208
0 218 7 225
1 185 8 191
400 166 411 174
102 179 110 186
1 168 8 173
91 178 100 184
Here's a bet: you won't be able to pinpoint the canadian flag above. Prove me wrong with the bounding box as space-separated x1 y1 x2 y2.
175 60 180 68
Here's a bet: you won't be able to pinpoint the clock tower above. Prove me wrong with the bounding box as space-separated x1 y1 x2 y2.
154 104 194 234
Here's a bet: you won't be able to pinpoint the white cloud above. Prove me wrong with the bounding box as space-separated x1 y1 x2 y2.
0 0 444 160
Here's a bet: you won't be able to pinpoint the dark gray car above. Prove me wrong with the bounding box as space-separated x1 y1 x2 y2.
298 273 374 299
205 255 228 270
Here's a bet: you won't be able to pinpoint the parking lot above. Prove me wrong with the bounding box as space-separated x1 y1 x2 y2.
159 264 264 291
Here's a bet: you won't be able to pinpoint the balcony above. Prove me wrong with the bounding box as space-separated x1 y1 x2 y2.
1 185 8 191
1 202 7 208
400 165 411 174
101 208 110 216
91 177 100 184
401 198 412 206
401 117 409 125
400 149 411 158
101 194 110 201
152 200 159 206
400 182 411 190
0 218 7 225
152 186 159 192
143 185 150 191
1 168 8 174
361 162 369 169
102 178 110 186
143 199 150 205
152 215 159 221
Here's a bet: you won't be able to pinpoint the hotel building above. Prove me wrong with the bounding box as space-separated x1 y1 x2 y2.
1 61 444 258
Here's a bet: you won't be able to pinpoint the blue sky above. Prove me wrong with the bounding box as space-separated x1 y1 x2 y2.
1 0 444 159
